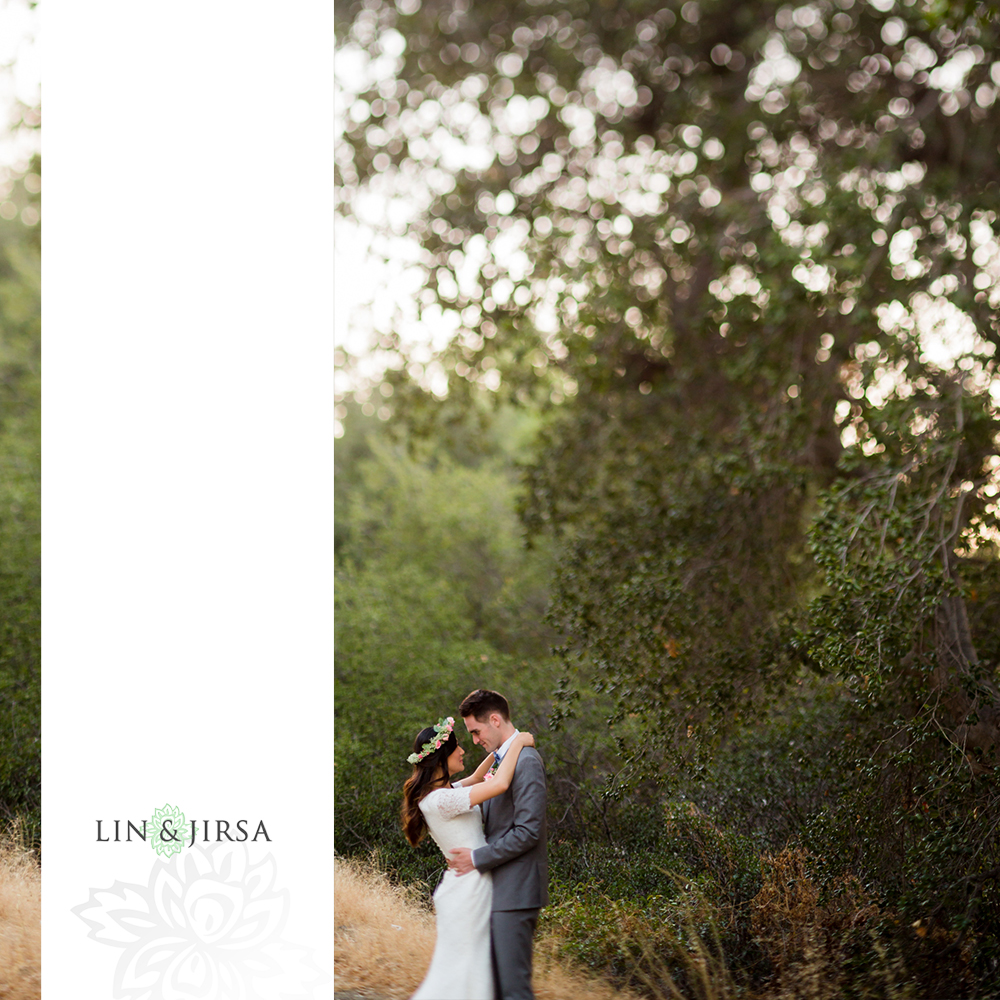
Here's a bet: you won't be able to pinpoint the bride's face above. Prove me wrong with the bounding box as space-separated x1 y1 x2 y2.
446 743 465 776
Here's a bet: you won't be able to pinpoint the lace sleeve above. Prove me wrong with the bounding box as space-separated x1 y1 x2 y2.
430 787 473 821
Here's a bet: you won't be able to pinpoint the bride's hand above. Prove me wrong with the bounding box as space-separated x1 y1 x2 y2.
466 731 536 805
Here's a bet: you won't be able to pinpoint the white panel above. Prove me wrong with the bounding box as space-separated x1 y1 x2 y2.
43 5 333 995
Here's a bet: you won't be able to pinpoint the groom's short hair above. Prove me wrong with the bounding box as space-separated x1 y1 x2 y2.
459 689 510 722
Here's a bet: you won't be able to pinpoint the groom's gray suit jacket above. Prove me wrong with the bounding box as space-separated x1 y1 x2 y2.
473 746 548 911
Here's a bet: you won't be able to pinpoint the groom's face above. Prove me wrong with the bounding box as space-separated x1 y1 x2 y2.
463 713 504 753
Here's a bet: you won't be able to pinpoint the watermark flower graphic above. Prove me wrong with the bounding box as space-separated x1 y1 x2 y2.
74 844 326 999
149 803 186 858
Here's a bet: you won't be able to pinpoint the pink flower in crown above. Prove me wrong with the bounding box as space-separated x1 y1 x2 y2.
407 716 456 765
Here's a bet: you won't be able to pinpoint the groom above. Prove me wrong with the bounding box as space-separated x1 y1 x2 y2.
448 688 548 1000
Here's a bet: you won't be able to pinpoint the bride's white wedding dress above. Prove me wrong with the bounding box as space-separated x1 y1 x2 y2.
411 786 494 1000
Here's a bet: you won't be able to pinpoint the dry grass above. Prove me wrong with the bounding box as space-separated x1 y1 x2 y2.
334 855 437 998
532 940 644 1000
0 824 40 1000
335 855 639 1000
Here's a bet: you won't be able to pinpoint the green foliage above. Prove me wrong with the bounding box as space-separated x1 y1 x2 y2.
334 417 576 881
334 410 1000 993
801 372 998 700
335 414 677 891
0 153 40 846
542 448 812 776
336 1 1000 989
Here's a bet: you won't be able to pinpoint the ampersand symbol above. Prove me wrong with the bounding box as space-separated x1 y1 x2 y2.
161 820 180 842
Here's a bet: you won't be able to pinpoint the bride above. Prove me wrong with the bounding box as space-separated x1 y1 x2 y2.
401 716 535 1000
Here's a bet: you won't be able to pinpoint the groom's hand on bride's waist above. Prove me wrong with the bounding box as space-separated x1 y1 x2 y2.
447 848 475 875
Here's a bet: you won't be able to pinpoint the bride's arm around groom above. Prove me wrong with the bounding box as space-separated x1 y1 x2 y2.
464 745 546 883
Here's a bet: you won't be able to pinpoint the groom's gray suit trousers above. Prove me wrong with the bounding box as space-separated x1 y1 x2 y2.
491 908 539 1000
473 746 548 1000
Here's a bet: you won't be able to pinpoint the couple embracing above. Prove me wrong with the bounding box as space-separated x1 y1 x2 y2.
402 688 547 1000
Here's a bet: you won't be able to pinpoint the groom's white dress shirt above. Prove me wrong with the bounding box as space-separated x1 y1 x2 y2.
493 729 520 764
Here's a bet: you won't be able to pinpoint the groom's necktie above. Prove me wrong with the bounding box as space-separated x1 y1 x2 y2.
494 750 502 765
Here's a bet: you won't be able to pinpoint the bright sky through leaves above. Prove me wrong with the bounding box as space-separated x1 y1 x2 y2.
336 9 999 442
0 0 38 173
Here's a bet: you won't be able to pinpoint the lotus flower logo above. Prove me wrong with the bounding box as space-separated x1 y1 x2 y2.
74 844 325 999
149 803 186 858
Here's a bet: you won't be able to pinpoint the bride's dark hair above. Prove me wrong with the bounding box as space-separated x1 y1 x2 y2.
401 726 458 847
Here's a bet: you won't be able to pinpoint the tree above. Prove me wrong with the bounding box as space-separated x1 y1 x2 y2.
337 0 1000 772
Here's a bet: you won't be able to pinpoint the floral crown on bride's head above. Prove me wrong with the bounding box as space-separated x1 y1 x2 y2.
407 716 455 765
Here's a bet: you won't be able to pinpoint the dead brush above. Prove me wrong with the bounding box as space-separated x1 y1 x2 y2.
750 846 883 1000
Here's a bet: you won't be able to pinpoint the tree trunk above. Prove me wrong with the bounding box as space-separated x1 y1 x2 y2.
933 592 1000 772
